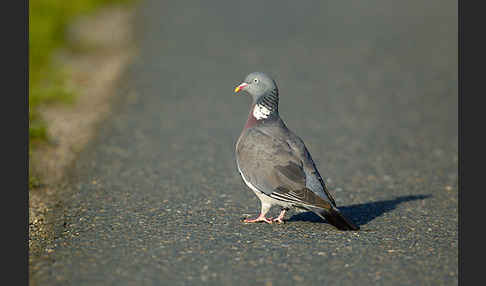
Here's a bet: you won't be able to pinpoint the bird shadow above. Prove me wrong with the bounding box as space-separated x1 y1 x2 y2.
287 194 432 227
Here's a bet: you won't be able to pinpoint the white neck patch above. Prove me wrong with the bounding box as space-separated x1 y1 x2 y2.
253 104 272 120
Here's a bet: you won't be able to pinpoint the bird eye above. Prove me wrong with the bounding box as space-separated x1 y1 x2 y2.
253 78 259 83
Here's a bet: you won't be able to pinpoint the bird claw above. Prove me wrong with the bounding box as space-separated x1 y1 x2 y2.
272 217 285 224
243 215 273 224
272 209 287 224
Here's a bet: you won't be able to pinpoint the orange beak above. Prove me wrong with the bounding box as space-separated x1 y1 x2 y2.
234 82 248 94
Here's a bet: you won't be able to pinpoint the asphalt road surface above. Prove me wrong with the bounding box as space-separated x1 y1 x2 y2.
30 0 458 285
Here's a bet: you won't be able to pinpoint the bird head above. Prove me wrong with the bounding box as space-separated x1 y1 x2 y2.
234 72 279 104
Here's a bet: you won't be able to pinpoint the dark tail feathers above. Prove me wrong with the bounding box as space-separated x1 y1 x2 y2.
313 207 360 231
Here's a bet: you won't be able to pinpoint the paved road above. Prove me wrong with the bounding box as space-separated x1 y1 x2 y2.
31 0 458 285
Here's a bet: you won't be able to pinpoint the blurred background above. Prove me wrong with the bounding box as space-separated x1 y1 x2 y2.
29 0 136 186
30 0 116 134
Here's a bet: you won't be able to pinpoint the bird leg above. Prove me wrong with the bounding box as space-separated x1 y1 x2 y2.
272 208 287 224
243 202 273 224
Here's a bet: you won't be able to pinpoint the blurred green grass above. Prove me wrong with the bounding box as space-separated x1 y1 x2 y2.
29 0 133 187
29 0 132 142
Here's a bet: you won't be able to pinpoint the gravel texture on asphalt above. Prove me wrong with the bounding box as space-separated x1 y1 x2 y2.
30 0 458 285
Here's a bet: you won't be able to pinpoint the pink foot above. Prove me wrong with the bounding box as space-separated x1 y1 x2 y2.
272 217 285 224
243 214 273 224
272 209 287 224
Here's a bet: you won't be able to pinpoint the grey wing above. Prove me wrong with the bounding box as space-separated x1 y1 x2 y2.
285 132 337 207
302 146 337 207
236 128 334 208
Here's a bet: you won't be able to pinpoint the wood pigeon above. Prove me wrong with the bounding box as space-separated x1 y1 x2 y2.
234 72 359 231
